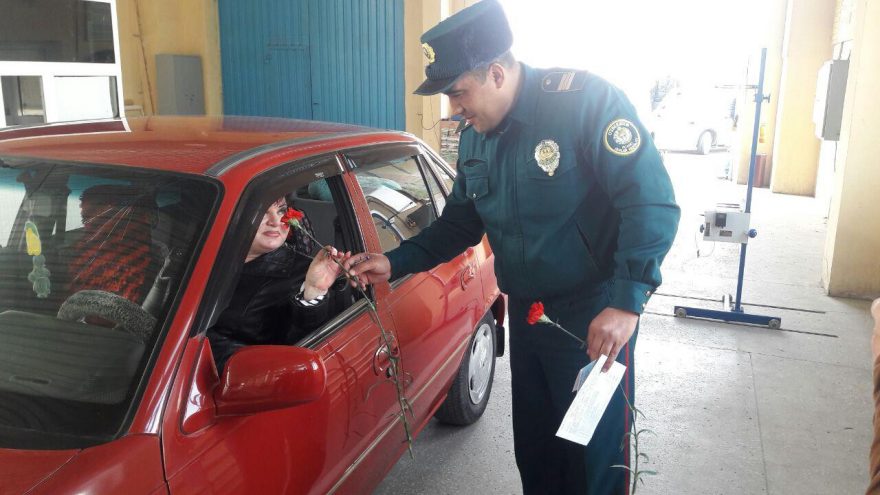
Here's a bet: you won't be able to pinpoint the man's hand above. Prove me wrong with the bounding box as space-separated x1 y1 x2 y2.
343 252 391 288
587 307 639 372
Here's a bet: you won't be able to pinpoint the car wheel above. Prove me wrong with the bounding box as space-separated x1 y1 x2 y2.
434 312 496 425
697 131 713 155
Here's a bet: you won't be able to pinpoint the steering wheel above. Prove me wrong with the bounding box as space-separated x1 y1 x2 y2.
57 290 157 343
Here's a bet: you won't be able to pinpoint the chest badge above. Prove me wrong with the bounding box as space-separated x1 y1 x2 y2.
534 139 560 176
604 119 641 156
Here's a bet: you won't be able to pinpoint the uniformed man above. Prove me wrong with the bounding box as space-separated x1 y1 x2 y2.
345 1 680 493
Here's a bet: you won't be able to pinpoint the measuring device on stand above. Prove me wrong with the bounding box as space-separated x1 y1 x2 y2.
673 48 782 330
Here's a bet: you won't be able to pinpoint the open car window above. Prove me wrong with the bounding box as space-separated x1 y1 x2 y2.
289 173 386 345
201 156 368 352
0 156 217 450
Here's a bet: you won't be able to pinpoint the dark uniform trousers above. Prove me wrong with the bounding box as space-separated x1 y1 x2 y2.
508 284 636 495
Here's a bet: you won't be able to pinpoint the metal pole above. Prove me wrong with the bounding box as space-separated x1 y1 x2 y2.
734 47 767 313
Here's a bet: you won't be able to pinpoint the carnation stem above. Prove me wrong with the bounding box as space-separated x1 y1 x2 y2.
292 224 415 457
548 320 586 348
536 307 651 493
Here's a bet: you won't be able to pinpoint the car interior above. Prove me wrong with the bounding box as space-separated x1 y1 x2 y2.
0 172 206 331
285 177 364 329
0 160 215 447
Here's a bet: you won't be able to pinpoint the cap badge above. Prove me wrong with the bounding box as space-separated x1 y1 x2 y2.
534 139 560 176
422 43 436 64
604 119 641 156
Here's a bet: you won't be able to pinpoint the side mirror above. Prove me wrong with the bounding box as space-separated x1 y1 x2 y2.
215 345 326 416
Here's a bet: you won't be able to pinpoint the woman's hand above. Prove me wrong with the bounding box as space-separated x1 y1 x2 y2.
303 246 351 300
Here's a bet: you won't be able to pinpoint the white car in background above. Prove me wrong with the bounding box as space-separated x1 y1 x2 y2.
648 90 736 155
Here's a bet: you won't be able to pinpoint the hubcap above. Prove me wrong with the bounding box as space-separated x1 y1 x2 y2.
468 322 493 404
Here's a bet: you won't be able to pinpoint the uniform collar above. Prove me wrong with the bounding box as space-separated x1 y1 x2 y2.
508 63 538 126
478 63 536 141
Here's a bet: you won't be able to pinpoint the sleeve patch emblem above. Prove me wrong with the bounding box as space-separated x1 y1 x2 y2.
603 119 641 156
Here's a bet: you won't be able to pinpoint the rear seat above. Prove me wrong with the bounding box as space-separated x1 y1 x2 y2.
289 188 342 249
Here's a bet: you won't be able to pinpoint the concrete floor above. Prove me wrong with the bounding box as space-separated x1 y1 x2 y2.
375 151 874 495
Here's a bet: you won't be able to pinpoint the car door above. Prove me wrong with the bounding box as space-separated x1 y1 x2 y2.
161 154 405 494
343 144 486 429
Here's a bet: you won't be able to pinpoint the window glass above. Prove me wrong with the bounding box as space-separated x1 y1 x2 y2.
54 76 120 121
0 0 115 63
2 76 46 126
352 156 437 252
0 156 217 450
421 156 455 215
429 155 455 194
423 167 446 216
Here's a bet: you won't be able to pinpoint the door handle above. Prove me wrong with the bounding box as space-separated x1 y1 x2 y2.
372 336 400 375
460 263 476 290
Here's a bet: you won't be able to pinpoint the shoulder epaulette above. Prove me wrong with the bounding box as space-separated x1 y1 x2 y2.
541 70 589 93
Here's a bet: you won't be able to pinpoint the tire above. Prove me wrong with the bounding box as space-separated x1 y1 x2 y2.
434 312 497 425
697 131 713 155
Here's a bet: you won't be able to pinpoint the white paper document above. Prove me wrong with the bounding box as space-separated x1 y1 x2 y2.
556 355 626 446
571 360 595 392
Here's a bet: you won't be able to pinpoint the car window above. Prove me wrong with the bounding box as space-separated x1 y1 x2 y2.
351 156 438 252
420 154 456 215
423 152 455 195
204 167 366 355
0 156 217 450
286 176 363 316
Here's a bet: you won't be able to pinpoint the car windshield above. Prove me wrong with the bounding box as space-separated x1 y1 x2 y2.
0 156 217 450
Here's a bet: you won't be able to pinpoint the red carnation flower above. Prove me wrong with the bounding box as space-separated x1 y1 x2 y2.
526 301 584 347
280 207 305 229
527 302 546 325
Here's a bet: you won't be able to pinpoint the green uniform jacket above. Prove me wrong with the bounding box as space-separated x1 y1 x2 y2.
387 64 680 314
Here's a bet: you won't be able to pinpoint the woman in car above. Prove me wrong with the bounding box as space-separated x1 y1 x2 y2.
207 198 349 371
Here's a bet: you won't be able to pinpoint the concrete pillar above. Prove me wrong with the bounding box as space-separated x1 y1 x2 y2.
117 0 222 116
769 0 835 196
734 0 788 185
404 0 480 155
823 0 880 298
404 0 442 153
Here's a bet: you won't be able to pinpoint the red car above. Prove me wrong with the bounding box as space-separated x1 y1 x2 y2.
0 117 504 494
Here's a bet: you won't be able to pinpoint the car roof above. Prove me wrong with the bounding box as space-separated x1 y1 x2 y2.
0 116 415 177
